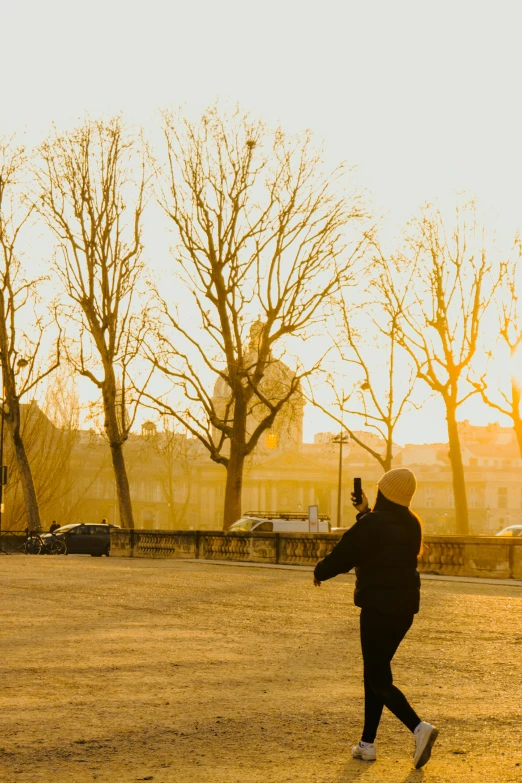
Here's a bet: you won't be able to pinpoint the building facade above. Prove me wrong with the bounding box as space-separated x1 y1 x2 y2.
3 403 522 536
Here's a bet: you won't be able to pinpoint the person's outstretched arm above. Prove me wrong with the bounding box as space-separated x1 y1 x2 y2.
314 490 370 585
313 525 361 583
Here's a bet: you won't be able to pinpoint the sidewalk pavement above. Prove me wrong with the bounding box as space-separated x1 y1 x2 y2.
0 556 521 783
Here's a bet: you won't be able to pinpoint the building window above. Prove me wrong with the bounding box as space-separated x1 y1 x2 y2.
142 510 156 529
143 481 159 502
469 486 482 509
498 487 508 509
91 478 104 499
469 458 478 467
265 430 278 449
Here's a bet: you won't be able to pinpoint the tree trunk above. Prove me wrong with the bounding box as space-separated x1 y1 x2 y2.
446 403 469 535
102 375 135 529
511 382 522 459
223 441 245 529
177 474 192 528
382 447 393 473
5 401 41 532
513 418 522 461
222 388 248 530
377 422 393 472
109 439 134 529
166 468 177 529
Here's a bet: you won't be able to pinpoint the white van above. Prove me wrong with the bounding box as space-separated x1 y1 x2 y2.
228 513 330 534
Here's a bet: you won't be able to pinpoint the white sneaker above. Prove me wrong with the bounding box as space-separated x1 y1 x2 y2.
413 722 438 769
352 742 376 761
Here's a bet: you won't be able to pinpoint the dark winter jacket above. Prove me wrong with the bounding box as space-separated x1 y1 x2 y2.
314 509 421 615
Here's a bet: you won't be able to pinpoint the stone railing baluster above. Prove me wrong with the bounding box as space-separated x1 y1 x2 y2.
109 530 522 580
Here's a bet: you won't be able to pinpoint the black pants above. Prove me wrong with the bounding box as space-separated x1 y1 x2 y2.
360 607 421 743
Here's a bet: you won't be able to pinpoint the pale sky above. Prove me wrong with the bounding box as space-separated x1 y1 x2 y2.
2 0 521 444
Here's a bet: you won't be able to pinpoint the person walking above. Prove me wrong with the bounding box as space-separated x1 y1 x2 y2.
313 468 438 770
49 520 60 533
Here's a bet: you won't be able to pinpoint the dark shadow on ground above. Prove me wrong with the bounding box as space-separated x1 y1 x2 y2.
338 759 425 783
338 757 368 782
402 770 424 783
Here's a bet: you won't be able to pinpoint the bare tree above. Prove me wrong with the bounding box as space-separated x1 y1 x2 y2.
471 249 522 455
4 374 79 530
0 139 60 531
146 107 369 528
378 202 501 534
37 118 149 529
309 279 423 472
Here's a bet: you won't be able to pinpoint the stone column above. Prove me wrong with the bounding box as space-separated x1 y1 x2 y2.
201 485 207 527
271 483 278 511
209 485 215 525
251 483 259 512
331 488 338 526
260 483 266 512
297 485 304 513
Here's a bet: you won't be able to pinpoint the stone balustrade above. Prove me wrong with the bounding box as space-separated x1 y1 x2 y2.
0 532 26 552
110 529 522 580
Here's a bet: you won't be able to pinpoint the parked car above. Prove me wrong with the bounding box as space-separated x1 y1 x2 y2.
228 513 330 534
41 523 120 556
496 525 522 537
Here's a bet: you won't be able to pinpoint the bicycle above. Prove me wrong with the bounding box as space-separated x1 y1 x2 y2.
24 532 67 556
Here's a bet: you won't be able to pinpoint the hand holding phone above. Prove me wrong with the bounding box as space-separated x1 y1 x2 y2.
353 477 362 505
351 477 369 513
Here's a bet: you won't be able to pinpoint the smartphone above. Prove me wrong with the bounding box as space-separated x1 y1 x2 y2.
353 477 362 505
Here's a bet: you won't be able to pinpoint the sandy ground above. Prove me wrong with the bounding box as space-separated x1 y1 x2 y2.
1 557 522 783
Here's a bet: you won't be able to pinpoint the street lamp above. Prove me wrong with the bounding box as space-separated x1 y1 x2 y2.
332 430 350 527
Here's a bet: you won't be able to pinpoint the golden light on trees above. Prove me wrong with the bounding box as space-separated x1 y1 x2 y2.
142 105 370 529
36 117 151 530
509 342 522 390
0 104 521 536
0 138 61 532
374 201 503 535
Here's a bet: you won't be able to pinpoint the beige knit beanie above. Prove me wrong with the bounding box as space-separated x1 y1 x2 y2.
378 468 417 507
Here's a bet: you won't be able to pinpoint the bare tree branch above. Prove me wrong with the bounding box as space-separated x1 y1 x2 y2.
471 249 522 456
36 117 151 529
0 137 61 531
147 106 370 528
376 200 503 534
307 261 425 472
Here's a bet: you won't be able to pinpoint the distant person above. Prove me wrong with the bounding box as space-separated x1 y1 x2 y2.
101 518 108 525
49 521 60 534
313 468 438 770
